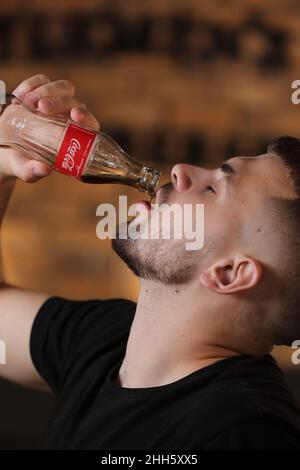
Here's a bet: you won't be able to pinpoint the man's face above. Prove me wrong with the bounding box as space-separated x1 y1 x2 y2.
112 153 296 285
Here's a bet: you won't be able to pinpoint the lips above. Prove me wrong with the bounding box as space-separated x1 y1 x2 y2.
137 200 152 210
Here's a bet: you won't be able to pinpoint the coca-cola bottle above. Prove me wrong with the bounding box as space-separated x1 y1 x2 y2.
0 94 160 196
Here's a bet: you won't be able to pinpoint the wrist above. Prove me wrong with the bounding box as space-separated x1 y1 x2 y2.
0 175 16 185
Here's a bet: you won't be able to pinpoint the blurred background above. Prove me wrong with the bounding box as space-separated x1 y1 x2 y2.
0 0 300 449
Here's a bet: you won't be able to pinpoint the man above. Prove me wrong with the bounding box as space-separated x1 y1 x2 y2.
0 74 300 450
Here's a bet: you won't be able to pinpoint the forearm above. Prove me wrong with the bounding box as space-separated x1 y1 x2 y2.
0 176 49 388
0 176 16 285
0 74 99 388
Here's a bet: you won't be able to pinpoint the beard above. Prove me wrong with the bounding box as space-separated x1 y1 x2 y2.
112 233 197 285
112 183 200 285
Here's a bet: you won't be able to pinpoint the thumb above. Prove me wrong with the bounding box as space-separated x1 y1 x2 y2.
2 150 53 183
16 159 52 183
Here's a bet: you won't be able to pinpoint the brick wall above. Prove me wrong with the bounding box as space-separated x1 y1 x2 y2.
0 0 299 371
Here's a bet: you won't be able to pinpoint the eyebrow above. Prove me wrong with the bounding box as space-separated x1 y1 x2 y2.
220 162 236 175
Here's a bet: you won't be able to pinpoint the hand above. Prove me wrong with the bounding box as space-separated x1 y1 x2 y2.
0 74 100 183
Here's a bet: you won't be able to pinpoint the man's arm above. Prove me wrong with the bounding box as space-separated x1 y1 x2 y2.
0 74 100 390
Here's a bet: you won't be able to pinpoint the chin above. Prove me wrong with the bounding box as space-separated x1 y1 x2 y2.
112 234 198 285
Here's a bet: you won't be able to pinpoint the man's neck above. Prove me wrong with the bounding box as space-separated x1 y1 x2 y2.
116 279 263 389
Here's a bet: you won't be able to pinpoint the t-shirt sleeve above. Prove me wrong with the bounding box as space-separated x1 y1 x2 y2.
30 296 136 394
202 417 300 450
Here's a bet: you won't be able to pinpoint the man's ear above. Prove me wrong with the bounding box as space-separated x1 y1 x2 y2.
199 256 262 294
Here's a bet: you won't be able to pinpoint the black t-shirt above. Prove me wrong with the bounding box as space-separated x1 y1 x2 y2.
30 296 300 450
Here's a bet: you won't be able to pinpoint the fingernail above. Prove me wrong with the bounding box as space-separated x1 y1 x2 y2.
12 88 23 100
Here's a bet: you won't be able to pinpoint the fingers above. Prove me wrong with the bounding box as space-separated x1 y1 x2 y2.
37 96 100 130
4 74 101 184
16 160 52 183
22 80 75 108
12 74 51 100
12 73 100 130
13 76 75 109
70 107 100 131
37 96 86 116
0 149 52 183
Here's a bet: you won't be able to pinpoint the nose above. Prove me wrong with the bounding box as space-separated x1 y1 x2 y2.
171 163 196 192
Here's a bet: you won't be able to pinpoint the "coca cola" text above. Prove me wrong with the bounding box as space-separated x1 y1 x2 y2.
62 138 81 172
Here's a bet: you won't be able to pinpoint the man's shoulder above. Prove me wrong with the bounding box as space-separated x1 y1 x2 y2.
33 296 137 358
84 297 137 316
192 354 300 440
38 295 137 320
179 355 300 449
51 295 137 336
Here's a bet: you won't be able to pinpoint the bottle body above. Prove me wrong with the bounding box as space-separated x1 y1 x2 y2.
0 95 160 196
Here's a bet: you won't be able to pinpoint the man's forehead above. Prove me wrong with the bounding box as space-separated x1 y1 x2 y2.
227 153 296 199
229 153 275 163
227 153 286 172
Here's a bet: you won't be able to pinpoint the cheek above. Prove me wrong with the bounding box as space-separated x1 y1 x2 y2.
204 207 240 239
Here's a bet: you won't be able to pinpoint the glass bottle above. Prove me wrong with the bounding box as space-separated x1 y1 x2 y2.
0 94 160 196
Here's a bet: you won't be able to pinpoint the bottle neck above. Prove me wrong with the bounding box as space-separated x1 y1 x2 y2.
137 166 161 196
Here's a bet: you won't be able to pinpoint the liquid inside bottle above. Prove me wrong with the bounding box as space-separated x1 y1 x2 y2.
80 131 160 197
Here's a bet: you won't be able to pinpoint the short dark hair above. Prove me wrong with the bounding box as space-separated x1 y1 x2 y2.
266 136 300 344
268 136 300 195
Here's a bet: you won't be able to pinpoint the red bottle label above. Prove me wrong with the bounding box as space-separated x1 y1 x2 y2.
54 123 97 179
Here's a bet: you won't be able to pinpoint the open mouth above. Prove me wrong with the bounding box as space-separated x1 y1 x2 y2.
136 187 164 211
